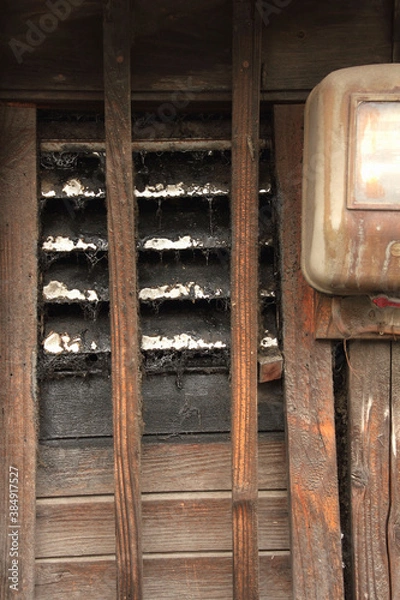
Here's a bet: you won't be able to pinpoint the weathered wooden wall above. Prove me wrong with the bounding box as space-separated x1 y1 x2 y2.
35 436 291 599
0 0 393 102
1 1 399 598
34 106 286 598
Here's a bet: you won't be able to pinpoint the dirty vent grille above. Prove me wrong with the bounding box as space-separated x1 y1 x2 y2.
38 118 282 441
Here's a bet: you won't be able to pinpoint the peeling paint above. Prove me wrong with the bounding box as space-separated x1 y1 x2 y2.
260 290 276 299
42 236 98 252
143 236 201 250
62 178 85 197
43 280 99 302
43 332 82 354
260 333 278 349
60 178 104 198
139 282 224 301
141 334 227 351
136 182 228 198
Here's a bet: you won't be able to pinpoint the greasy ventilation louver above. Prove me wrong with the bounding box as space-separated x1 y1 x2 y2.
38 113 282 442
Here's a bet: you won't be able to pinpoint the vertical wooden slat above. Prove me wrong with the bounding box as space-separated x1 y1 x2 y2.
274 105 344 599
393 0 400 62
231 1 262 599
103 1 143 599
349 341 391 599
388 342 400 598
0 105 37 599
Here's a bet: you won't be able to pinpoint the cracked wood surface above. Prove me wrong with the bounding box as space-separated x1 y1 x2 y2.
274 104 344 600
231 1 262 597
103 0 143 597
0 105 38 600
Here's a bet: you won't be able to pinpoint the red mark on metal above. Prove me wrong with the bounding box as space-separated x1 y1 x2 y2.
372 295 400 308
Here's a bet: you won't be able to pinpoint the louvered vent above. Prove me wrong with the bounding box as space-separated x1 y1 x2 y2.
38 112 283 442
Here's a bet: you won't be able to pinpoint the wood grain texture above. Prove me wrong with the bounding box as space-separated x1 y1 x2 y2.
35 553 292 600
0 0 392 101
393 0 400 61
0 105 37 600
35 492 289 558
39 373 284 439
37 435 287 497
349 341 391 599
103 0 143 597
389 341 400 598
231 1 262 597
274 104 344 600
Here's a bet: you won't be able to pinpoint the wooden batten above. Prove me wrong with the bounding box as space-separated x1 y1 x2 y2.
389 342 400 597
0 106 38 599
349 341 391 598
274 105 345 599
231 1 262 598
103 0 143 597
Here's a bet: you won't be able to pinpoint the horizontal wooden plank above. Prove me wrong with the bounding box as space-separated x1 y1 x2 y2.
38 115 272 144
262 0 392 91
39 376 113 439
35 552 292 600
37 434 287 497
35 492 289 558
40 373 283 439
35 557 117 600
0 0 391 99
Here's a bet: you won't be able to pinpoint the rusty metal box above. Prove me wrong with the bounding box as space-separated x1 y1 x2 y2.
302 64 400 296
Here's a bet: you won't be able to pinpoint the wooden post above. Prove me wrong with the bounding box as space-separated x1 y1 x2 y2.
103 1 143 598
0 105 38 599
393 0 400 62
231 1 262 598
274 105 345 599
389 342 400 598
349 341 391 600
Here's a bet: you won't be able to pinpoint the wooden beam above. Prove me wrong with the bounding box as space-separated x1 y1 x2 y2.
231 1 262 598
349 341 391 599
389 342 400 597
393 0 400 62
274 104 345 599
103 0 143 598
0 105 38 599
